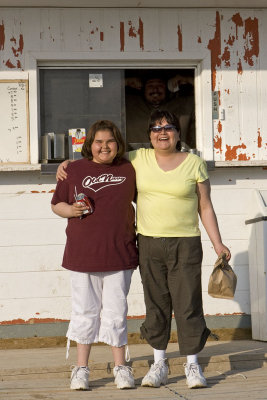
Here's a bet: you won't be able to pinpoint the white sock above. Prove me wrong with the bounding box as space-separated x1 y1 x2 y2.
187 354 198 365
153 348 166 363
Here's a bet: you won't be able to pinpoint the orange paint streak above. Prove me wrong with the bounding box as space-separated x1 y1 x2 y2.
237 58 243 74
198 36 202 43
100 31 104 41
217 120 222 133
222 46 231 67
49 189 55 193
238 153 250 161
18 34 24 54
225 89 230 94
138 17 144 50
1 316 149 324
227 34 235 46
120 21 125 52
128 21 136 37
0 21 5 50
207 11 221 91
258 129 262 148
225 143 247 161
177 25 182 52
214 135 222 153
243 17 259 67
232 13 243 39
0 318 69 325
5 59 15 68
218 90 221 105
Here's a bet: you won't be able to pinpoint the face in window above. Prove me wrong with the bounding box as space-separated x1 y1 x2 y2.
91 129 118 164
144 78 167 106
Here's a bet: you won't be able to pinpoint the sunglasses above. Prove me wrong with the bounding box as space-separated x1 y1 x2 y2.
151 124 176 133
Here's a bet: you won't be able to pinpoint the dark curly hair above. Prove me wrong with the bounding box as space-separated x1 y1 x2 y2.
147 109 181 151
81 120 125 162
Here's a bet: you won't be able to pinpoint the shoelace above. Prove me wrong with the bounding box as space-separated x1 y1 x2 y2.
115 365 133 377
184 362 200 377
150 358 167 374
125 345 130 362
71 365 89 381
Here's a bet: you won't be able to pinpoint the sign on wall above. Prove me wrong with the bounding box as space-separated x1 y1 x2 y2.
0 80 30 164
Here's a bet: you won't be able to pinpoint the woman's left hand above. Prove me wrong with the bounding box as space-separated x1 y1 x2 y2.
214 243 231 261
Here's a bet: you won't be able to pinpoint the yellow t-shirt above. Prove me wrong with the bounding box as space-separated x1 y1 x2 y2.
129 148 209 237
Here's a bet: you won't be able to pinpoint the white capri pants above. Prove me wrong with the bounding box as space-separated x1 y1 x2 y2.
66 269 133 348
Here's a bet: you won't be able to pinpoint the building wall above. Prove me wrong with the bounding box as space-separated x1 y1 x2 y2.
0 6 267 335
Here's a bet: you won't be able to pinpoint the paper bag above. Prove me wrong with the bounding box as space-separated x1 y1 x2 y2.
208 253 237 299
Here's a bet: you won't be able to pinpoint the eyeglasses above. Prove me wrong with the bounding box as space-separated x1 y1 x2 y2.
151 124 176 133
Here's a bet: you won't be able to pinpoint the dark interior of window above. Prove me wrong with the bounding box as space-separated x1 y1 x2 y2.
39 68 195 163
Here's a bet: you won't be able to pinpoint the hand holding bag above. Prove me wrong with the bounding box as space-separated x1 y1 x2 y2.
208 253 237 299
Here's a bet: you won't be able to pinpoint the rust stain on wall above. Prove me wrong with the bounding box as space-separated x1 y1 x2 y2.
128 21 136 37
128 18 144 50
222 46 231 67
0 21 5 50
100 31 104 41
0 318 69 325
237 59 243 74
227 34 235 46
258 129 262 148
225 143 249 161
138 17 144 50
214 135 222 153
5 59 15 68
232 13 243 39
177 25 182 52
198 36 202 43
243 17 259 66
238 153 250 161
120 21 125 52
217 120 222 133
207 11 221 91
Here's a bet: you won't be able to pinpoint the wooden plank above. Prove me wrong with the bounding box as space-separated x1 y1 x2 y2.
202 239 249 266
80 8 101 51
0 219 67 246
0 270 70 299
0 193 58 219
0 297 71 323
203 290 250 315
61 8 81 51
200 214 249 240
0 245 65 273
40 8 62 51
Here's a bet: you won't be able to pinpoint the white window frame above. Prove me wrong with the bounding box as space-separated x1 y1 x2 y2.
25 51 213 167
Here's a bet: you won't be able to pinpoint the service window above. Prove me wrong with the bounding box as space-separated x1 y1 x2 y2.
39 68 195 162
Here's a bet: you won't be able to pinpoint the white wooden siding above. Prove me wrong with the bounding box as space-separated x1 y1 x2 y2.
1 167 266 323
0 6 267 327
0 7 266 162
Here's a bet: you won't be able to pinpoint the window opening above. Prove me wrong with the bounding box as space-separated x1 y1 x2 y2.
39 67 195 163
125 69 195 151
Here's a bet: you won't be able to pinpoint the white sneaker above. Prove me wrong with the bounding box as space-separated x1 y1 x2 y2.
113 365 135 389
141 358 168 387
70 366 90 390
184 362 207 389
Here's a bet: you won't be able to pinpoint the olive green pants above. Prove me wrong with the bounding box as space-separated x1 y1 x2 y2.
138 234 210 356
